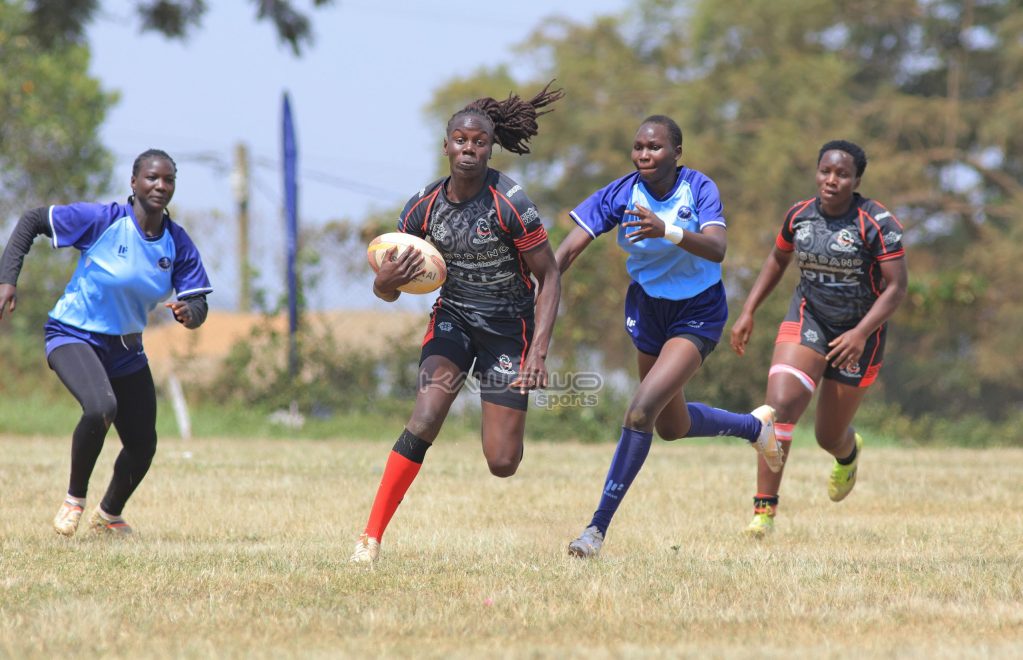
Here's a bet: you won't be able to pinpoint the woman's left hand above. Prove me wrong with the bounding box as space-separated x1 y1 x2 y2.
826 328 868 370
165 300 195 327
511 353 549 394
622 204 666 243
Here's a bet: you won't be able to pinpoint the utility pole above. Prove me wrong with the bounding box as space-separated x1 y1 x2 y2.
231 142 251 312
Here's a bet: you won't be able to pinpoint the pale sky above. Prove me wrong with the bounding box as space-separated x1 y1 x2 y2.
86 0 632 309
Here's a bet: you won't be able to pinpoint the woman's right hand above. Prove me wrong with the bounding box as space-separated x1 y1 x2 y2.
729 310 755 356
0 283 16 321
374 246 425 297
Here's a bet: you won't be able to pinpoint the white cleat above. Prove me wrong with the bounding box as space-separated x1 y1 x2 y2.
750 405 785 473
349 534 380 565
53 499 84 536
567 525 604 558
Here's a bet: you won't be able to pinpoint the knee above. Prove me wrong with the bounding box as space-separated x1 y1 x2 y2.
623 404 655 431
407 411 445 440
487 457 519 478
81 396 117 429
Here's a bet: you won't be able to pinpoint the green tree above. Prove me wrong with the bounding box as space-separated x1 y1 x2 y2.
424 0 1023 423
0 1 116 359
24 0 334 55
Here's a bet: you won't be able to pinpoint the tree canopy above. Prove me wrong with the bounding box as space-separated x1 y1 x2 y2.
24 0 335 55
425 0 1023 421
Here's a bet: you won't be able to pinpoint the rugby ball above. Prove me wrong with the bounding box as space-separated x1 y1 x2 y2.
366 232 447 294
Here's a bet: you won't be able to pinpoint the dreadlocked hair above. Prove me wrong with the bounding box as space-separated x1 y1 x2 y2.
448 80 565 155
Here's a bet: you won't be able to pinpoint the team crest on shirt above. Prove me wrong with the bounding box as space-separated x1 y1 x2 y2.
795 223 812 244
432 222 449 241
157 257 172 271
677 206 693 219
472 217 498 245
829 228 859 254
493 354 516 375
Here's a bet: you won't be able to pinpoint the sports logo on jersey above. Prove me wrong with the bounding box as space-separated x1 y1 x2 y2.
157 257 172 271
492 354 516 375
472 217 498 245
686 320 705 328
117 245 128 256
795 223 812 244
432 222 449 241
803 328 820 344
520 206 540 225
883 230 902 244
839 363 862 378
506 184 522 197
625 316 637 331
677 206 693 219
437 321 453 333
830 228 859 254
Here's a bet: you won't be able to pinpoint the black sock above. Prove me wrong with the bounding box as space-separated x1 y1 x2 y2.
836 442 857 465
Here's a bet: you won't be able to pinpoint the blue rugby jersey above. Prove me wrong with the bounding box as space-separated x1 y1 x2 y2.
47 202 212 335
569 167 726 300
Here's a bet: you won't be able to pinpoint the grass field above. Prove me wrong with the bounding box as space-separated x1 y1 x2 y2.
2 432 1021 658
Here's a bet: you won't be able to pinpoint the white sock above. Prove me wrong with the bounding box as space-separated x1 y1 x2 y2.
96 507 125 523
64 495 86 508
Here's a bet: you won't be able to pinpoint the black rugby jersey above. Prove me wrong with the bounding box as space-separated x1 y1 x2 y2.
397 169 548 318
777 194 905 325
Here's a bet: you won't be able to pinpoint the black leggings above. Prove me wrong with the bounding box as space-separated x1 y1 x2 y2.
47 343 158 516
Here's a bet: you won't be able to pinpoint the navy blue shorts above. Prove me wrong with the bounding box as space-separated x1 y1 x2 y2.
44 318 148 379
624 280 727 359
420 302 533 411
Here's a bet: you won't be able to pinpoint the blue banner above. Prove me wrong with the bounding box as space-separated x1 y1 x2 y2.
282 92 299 376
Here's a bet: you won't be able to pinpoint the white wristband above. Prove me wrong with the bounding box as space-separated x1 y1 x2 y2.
663 223 685 245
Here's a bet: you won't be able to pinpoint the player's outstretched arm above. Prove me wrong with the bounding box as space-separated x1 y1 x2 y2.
553 226 594 275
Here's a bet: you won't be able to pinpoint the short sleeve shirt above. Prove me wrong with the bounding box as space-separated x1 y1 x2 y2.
776 194 905 325
397 169 548 318
569 166 726 300
48 201 213 335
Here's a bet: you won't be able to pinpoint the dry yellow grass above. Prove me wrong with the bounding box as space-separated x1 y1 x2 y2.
1 433 1021 658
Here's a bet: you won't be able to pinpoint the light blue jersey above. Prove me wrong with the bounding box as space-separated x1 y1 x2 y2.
569 167 726 300
48 202 212 335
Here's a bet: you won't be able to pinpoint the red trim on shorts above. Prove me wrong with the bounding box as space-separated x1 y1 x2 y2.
858 325 884 388
776 298 807 344
421 298 443 347
518 317 530 369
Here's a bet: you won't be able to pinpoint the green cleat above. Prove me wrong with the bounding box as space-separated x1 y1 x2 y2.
745 512 775 539
828 433 863 502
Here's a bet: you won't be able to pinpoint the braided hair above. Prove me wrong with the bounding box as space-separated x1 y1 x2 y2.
132 148 177 176
446 80 565 155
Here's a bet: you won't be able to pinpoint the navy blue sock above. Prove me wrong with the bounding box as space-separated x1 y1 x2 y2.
684 402 761 441
588 427 653 535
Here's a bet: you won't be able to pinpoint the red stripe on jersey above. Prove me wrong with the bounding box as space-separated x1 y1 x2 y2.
514 227 548 252
876 250 905 261
489 187 512 234
400 188 441 234
491 187 529 233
